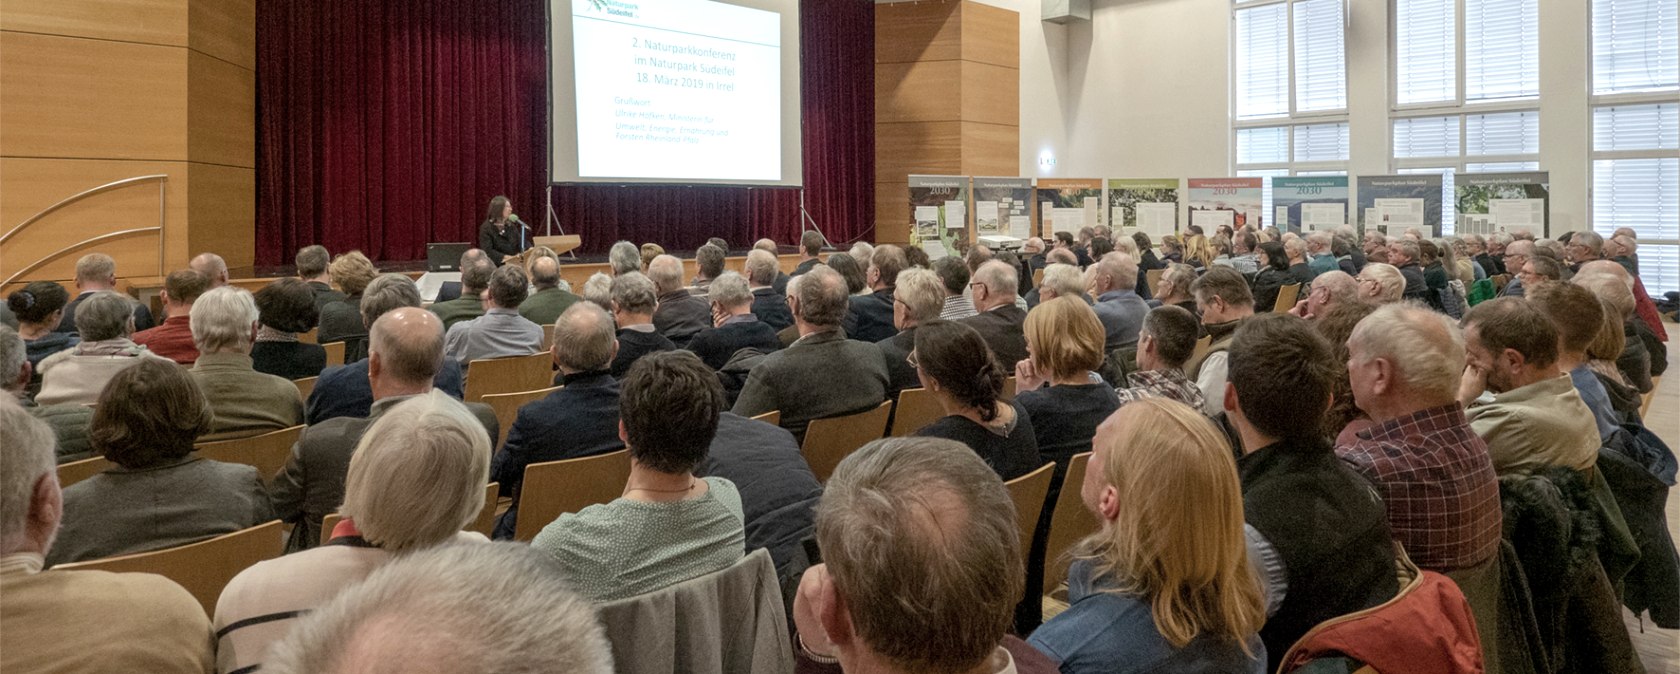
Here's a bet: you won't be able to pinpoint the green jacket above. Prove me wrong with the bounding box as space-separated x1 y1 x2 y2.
429 297 485 330
519 287 582 327
21 398 95 463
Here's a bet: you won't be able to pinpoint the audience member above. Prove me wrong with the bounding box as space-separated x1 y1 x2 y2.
688 272 782 369
518 254 580 326
695 407 820 582
581 271 614 311
1498 240 1535 297
825 252 869 297
1289 270 1360 321
844 244 905 343
132 269 211 365
427 253 492 328
55 253 154 333
1149 262 1199 316
878 268 944 394
1024 236 1049 270
1567 231 1605 272
1337 304 1501 572
1609 235 1639 275
935 256 978 320
732 266 889 440
609 240 642 276
533 351 745 601
1186 267 1254 416
275 308 495 550
1283 237 1316 286
746 249 795 330
1355 262 1405 305
495 303 625 538
295 245 346 311
1229 230 1260 274
607 271 677 377
1088 252 1149 354
1457 298 1599 474
909 321 1040 480
1033 263 1089 309
849 241 876 270
1387 239 1428 302
189 252 229 289
1116 305 1206 410
1030 398 1267 672
649 254 710 347
7 281 78 385
0 326 92 462
36 291 171 406
1578 261 1666 379
793 230 825 277
1331 231 1363 274
263 543 612 674
1518 255 1563 289
0 401 214 673
1223 314 1397 669
443 264 543 366
48 359 274 565
188 286 305 441
1014 297 1116 465
1250 241 1293 313
640 242 666 270
251 278 327 380
1574 272 1651 393
216 391 491 673
752 238 793 294
1315 302 1379 443
960 260 1029 367
316 251 377 355
966 244 996 276
1306 232 1338 275
1528 281 1620 438
792 437 1057 674
689 244 727 295
306 274 466 424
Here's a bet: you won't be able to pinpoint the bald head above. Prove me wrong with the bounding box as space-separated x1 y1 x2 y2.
646 255 684 294
530 255 561 290
553 302 616 373
369 307 445 387
1577 259 1632 286
1307 270 1360 317
190 252 229 288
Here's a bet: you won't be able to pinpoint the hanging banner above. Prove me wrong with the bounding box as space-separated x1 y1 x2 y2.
1356 174 1444 238
1272 176 1349 234
908 175 970 260
1455 171 1550 238
972 177 1034 241
1186 178 1264 231
1105 178 1181 239
1034 178 1103 238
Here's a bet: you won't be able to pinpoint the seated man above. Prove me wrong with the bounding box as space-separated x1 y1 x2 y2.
0 402 213 673
844 244 906 343
959 260 1029 367
189 252 230 289
1498 240 1535 297
428 252 492 328
443 265 543 366
1225 314 1397 669
687 244 727 296
1355 263 1406 305
1088 252 1150 353
696 407 821 583
494 303 625 538
934 256 977 320
188 287 306 441
752 238 792 295
1458 298 1600 475
55 253 153 333
517 255 580 326
1338 304 1501 572
1187 266 1255 416
745 249 794 331
649 254 710 347
1529 281 1620 438
607 272 676 378
1387 239 1429 302
1030 262 1089 309
533 351 745 601
131 269 210 365
1115 305 1205 410
792 230 825 277
1 326 93 463
731 266 889 440
1288 270 1360 321
295 245 346 311
274 308 496 551
877 268 945 394
307 275 466 424
686 272 781 370
791 437 1057 674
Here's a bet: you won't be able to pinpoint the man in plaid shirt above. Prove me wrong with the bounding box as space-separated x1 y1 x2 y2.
1114 305 1205 411
1336 304 1502 571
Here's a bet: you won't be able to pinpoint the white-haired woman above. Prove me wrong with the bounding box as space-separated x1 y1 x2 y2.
35 291 171 406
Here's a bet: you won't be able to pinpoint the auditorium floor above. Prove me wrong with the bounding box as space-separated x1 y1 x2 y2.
1631 330 1679 674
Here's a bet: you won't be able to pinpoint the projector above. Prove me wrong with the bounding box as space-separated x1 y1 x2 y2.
977 235 1023 251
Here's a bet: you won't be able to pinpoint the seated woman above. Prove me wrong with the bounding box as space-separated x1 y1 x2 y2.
1249 241 1293 313
47 359 274 565
1013 297 1117 472
35 291 171 406
910 320 1040 481
316 251 377 361
214 391 490 674
7 281 78 392
1029 398 1267 673
251 278 327 380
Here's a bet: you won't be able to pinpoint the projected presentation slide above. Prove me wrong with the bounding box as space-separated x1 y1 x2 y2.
571 0 781 182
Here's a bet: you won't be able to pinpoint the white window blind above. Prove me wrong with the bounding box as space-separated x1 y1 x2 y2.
1593 158 1680 292
1466 111 1540 155
1394 116 1460 158
1465 0 1539 101
1293 0 1347 112
1237 126 1290 164
1592 0 1680 95
1397 0 1456 105
1237 4 1290 118
1295 122 1350 161
1594 104 1680 151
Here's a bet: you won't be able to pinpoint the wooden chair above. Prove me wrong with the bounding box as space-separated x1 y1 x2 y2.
194 425 304 482
57 455 114 489
1273 283 1302 313
514 450 633 541
323 483 500 546
801 401 893 482
1001 376 1018 401
321 341 346 366
297 328 318 345
1491 273 1511 294
541 324 556 351
463 352 555 403
1004 463 1056 569
56 520 285 615
889 388 942 437
750 410 781 427
480 386 561 449
1032 268 1045 286
292 376 317 400
1043 453 1099 592
1190 335 1213 365
319 512 343 547
1641 376 1661 420
1146 268 1164 291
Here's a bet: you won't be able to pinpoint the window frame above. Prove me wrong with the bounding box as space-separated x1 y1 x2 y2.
1232 0 1351 176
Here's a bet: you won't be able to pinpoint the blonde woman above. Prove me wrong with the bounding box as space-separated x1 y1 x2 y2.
1028 398 1266 673
317 251 377 347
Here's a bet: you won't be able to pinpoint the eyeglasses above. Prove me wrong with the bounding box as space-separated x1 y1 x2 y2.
906 350 920 369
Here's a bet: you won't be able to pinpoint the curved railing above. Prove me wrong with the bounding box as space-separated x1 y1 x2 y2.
1 175 167 287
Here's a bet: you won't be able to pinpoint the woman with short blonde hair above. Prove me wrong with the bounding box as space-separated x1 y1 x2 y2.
1030 398 1266 672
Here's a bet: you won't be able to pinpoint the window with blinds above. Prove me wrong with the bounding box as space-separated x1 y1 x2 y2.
1593 0 1679 95
1465 0 1539 101
1397 0 1456 105
1234 0 1347 179
1236 4 1289 119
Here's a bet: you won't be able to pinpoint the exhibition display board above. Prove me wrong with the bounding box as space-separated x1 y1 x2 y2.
1357 174 1444 237
1035 179 1103 238
908 175 970 259
1454 171 1550 237
1105 179 1180 238
1187 178 1264 230
1273 176 1349 233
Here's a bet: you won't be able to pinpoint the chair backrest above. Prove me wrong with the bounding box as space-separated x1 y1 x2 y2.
1001 376 1018 401
541 324 556 351
1640 376 1660 420
1492 273 1510 294
57 455 114 489
801 401 893 482
594 548 793 674
888 388 942 437
322 482 499 546
319 512 343 547
750 410 781 427
1043 452 1099 591
297 328 318 345
480 386 562 449
1146 268 1165 291
56 520 285 615
1032 268 1045 286
292 376 317 400
463 352 555 403
515 450 633 541
1004 463 1056 569
1190 335 1213 365
194 425 304 482
321 340 346 366
1273 283 1302 313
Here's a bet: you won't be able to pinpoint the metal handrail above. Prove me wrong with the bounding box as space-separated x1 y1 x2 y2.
0 174 168 245
3 227 165 287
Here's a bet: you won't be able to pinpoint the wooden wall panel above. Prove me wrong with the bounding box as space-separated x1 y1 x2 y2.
874 182 912 244
187 49 255 168
876 0 961 64
188 0 255 70
184 163 254 269
0 33 187 160
876 122 964 181
959 1 1019 69
960 60 1019 127
876 60 963 124
959 122 1019 175
0 0 186 45
0 158 185 282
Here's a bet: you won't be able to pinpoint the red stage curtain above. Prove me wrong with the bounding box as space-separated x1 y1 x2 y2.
256 0 873 264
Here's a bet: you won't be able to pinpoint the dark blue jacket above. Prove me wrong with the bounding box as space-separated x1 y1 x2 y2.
696 412 821 580
845 288 898 343
491 370 624 538
306 358 464 425
687 317 782 370
750 287 794 331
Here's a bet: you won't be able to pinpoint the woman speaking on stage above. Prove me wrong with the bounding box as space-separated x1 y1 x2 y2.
478 195 530 264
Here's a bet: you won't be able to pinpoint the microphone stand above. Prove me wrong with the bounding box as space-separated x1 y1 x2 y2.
800 187 836 250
